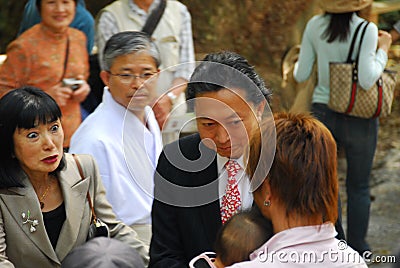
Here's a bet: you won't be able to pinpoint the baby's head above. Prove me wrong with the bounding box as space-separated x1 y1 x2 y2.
214 210 273 267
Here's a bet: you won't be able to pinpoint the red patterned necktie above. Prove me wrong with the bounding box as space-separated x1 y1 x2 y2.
220 160 242 224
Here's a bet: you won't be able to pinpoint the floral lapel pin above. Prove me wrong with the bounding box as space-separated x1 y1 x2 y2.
22 210 39 233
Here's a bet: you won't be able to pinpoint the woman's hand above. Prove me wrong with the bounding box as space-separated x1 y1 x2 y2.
153 78 188 129
152 94 172 130
47 83 73 107
71 78 91 103
378 30 392 53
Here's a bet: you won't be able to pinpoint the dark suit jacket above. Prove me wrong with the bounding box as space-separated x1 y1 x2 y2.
149 134 346 268
149 134 222 268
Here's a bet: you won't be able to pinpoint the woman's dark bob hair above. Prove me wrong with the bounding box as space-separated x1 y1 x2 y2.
0 86 66 188
36 0 77 13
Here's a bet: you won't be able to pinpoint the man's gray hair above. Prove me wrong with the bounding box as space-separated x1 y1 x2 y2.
102 31 161 71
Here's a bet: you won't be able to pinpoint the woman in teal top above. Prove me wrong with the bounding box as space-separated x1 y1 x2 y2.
294 0 392 256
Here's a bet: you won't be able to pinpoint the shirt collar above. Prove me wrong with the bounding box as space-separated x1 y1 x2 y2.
129 0 161 16
102 86 127 116
217 154 245 175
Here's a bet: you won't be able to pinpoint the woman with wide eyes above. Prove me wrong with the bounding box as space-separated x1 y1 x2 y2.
0 87 148 267
0 0 91 149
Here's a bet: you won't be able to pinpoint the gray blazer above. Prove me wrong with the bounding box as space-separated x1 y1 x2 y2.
0 153 148 267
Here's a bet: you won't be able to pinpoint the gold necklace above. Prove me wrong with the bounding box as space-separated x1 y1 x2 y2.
39 178 53 209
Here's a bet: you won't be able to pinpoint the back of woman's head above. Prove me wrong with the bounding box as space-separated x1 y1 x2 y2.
247 113 338 223
61 237 145 268
0 86 63 187
322 12 354 43
319 0 373 42
214 210 273 266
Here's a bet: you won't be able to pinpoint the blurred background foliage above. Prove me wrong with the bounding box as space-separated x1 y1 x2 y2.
1 1 399 65
379 11 400 30
0 0 319 69
375 0 400 30
0 0 399 110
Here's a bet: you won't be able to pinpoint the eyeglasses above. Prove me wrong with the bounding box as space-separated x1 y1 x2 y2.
189 252 217 268
107 72 156 84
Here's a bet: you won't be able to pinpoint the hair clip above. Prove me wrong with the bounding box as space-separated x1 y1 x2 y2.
22 210 39 233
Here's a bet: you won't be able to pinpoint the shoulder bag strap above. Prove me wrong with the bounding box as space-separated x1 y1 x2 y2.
355 21 370 65
72 154 97 224
346 21 367 63
141 0 167 36
345 21 370 114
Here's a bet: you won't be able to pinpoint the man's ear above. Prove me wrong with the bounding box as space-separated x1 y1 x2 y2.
100 70 110 87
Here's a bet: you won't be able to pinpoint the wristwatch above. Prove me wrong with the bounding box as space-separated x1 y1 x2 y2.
167 92 178 106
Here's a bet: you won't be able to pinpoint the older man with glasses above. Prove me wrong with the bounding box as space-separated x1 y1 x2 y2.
69 31 163 258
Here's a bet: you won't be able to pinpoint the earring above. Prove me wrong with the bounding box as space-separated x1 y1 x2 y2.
263 200 271 207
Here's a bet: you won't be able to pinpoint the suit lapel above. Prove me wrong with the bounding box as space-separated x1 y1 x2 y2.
55 155 89 260
198 158 222 247
186 135 222 246
1 181 59 264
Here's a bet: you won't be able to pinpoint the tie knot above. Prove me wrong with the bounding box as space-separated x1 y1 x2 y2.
225 160 241 178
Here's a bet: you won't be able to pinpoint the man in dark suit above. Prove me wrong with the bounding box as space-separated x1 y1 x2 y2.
150 51 346 268
149 51 273 268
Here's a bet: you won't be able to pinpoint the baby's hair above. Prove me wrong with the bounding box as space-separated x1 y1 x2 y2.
214 209 273 266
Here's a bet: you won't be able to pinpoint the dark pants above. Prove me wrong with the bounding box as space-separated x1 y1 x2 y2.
312 103 378 254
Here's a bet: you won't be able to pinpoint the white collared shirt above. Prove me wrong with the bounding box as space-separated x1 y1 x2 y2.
217 154 253 212
70 88 163 225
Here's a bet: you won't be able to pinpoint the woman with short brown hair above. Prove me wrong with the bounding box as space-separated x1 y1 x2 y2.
229 113 367 267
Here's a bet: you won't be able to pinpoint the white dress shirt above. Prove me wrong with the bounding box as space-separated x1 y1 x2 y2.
217 155 253 212
70 88 163 225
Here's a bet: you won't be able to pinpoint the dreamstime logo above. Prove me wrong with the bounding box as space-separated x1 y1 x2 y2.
256 240 353 264
362 250 397 264
256 240 397 264
336 240 397 264
121 61 275 207
337 239 348 250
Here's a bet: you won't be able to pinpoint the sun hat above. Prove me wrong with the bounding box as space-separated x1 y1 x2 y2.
319 0 373 13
